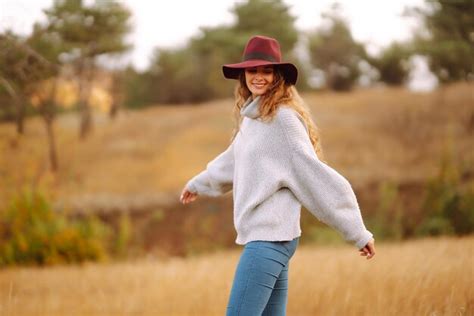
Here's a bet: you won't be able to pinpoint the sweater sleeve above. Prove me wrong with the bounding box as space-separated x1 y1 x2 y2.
185 142 234 197
277 109 373 249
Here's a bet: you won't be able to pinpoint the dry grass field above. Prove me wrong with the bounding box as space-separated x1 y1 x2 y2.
0 235 472 316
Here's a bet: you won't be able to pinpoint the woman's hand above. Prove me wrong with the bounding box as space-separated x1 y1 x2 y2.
180 187 198 205
359 238 375 260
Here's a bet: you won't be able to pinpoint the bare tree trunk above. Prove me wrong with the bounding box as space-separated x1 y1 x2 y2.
15 98 25 135
78 59 93 140
39 79 59 172
45 115 58 172
327 63 338 91
109 72 123 120
109 99 119 119
79 91 92 139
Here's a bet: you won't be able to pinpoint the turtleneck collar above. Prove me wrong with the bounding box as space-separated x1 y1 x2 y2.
240 96 261 119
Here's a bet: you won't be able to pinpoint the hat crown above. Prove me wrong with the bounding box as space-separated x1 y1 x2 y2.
243 36 282 63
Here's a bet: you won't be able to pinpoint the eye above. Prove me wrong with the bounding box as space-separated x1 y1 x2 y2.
246 68 257 74
263 67 274 74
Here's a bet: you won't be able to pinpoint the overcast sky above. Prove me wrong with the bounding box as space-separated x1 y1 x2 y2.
0 0 436 90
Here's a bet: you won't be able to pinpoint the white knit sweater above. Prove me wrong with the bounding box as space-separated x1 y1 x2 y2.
186 96 373 249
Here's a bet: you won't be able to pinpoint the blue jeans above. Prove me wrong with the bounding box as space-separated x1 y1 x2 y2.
226 237 300 316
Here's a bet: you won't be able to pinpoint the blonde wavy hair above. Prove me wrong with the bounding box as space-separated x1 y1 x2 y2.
230 68 325 162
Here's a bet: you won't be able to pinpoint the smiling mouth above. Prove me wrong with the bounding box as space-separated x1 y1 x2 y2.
252 83 267 89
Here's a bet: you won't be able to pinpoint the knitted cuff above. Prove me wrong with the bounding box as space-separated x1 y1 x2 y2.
355 230 374 250
186 180 198 194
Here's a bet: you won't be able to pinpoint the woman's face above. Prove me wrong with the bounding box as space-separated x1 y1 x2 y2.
245 65 275 98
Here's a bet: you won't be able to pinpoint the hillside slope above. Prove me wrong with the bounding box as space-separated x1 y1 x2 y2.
1 83 472 211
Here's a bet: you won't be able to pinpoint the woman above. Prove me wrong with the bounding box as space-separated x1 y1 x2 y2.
180 35 375 316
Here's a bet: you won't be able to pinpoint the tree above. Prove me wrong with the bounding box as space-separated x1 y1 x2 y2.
108 69 125 119
412 0 474 82
44 0 132 139
122 65 155 109
0 28 62 171
0 85 16 123
147 48 205 104
27 24 63 172
0 32 32 134
232 0 298 55
371 42 412 86
308 8 367 91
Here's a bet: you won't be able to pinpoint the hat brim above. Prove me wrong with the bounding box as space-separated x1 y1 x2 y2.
223 59 298 85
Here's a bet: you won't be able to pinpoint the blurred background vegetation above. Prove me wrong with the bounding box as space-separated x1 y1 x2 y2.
0 0 473 266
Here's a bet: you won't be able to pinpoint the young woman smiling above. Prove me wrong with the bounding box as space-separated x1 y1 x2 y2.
180 35 375 316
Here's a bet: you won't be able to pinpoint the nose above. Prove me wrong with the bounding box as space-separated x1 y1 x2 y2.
254 71 264 80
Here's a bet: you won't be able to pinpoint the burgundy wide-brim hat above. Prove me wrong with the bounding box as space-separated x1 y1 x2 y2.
223 35 298 85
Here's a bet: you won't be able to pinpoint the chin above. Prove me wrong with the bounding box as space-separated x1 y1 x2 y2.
252 90 268 96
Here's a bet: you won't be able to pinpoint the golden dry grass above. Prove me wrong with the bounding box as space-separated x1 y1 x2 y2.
0 235 472 316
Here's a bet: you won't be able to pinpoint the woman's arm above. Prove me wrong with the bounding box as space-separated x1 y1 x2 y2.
277 109 373 250
183 141 235 198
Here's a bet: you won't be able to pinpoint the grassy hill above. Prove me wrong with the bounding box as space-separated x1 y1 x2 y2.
0 83 472 256
2 83 472 204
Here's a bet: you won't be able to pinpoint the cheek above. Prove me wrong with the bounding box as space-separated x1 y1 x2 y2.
267 73 275 83
245 73 252 86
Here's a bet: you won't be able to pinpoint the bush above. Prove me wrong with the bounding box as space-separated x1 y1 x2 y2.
112 212 132 258
416 152 474 236
368 180 404 241
0 189 109 266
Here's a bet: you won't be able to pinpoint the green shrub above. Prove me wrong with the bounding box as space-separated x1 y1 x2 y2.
112 212 132 258
451 186 474 234
368 180 404 241
0 189 109 266
417 152 474 236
